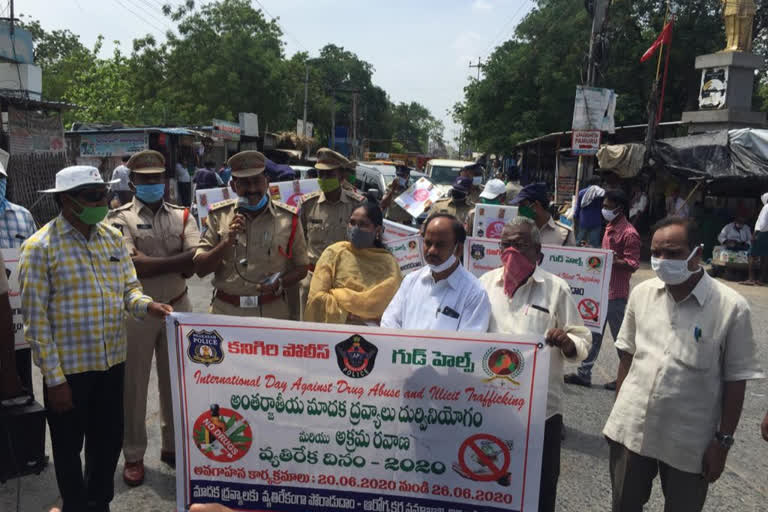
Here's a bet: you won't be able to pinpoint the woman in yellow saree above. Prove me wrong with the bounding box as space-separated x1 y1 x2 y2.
305 201 402 325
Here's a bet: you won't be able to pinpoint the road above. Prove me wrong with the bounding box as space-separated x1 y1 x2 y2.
1 266 767 512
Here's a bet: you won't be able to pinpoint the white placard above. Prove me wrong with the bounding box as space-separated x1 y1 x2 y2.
383 235 425 275
393 177 446 218
268 179 319 207
382 219 420 243
195 187 235 228
472 205 518 239
1 248 25 349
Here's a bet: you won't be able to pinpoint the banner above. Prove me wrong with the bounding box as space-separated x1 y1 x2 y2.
382 220 419 243
196 187 235 228
8 106 65 154
383 235 424 275
1 249 25 349
167 314 550 512
269 179 319 207
79 132 148 157
213 119 242 141
472 205 518 239
393 177 445 218
463 238 613 333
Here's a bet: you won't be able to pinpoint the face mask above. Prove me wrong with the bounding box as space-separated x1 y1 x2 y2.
473 176 482 186
501 247 536 298
70 197 108 225
346 174 357 186
519 205 536 220
237 194 268 212
134 183 165 203
651 247 700 285
0 179 7 215
427 248 458 273
347 226 376 249
481 197 501 205
318 177 341 193
602 208 618 222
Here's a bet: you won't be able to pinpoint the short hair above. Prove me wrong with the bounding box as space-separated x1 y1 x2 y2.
121 155 130 163
652 216 700 250
504 216 541 246
423 213 466 245
204 161 215 168
605 188 629 213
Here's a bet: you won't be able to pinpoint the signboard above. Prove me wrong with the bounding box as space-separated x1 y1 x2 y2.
1 249 25 349
166 313 550 512
570 130 601 156
8 106 65 154
699 67 728 110
196 187 235 228
393 177 446 218
213 119 242 141
240 113 259 137
79 132 148 157
268 179 319 207
463 239 613 333
296 120 314 138
383 235 425 275
571 86 616 133
555 154 578 205
382 219 419 243
472 205 518 239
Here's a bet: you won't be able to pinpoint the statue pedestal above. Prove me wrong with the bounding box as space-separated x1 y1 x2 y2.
681 52 766 133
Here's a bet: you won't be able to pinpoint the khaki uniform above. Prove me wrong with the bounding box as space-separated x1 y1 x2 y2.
427 197 475 226
195 198 309 319
385 200 414 225
108 199 200 463
540 216 575 246
297 188 365 314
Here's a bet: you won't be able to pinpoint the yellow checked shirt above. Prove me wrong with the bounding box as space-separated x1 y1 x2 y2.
18 216 152 387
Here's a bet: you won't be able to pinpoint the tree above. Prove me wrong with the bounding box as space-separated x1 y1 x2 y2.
391 101 440 153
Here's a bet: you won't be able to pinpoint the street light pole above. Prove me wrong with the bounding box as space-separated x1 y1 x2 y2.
302 63 309 138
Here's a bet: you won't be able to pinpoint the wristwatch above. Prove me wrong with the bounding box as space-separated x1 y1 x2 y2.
714 431 734 449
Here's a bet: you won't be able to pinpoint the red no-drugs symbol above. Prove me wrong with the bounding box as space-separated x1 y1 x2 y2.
458 434 511 482
578 298 599 322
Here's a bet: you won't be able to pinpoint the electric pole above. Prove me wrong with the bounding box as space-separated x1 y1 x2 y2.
352 92 359 159
302 64 309 138
469 57 483 80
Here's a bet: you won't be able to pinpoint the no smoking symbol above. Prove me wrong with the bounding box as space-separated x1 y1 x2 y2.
458 433 511 483
578 298 599 322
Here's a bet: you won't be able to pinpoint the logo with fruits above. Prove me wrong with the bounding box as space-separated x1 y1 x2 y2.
192 404 252 463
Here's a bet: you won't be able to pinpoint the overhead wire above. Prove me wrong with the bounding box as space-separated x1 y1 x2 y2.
251 0 308 53
481 0 533 58
125 0 176 33
111 0 168 37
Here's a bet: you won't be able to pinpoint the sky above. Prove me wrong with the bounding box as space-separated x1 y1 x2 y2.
14 0 535 143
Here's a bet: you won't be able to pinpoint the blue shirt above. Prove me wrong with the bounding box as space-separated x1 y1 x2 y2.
0 201 37 248
575 187 604 230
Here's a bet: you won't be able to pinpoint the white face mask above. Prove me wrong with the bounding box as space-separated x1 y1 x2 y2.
473 176 482 186
602 208 618 222
651 247 700 285
427 248 458 273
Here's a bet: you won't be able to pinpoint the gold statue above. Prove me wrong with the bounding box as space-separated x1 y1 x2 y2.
721 0 756 52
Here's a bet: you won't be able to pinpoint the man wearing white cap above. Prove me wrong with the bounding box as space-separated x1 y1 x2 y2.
0 162 37 398
465 178 507 234
17 165 173 512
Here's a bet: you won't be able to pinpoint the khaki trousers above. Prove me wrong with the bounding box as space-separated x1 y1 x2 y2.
210 295 291 319
123 294 191 463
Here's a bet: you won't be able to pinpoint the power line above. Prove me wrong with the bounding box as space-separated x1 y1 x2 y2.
130 0 176 32
481 0 533 58
111 0 168 37
251 0 308 53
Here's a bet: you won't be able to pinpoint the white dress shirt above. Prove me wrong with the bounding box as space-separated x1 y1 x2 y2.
479 266 591 419
717 222 751 245
755 198 768 233
629 193 648 219
603 272 764 474
380 263 491 332
175 163 191 183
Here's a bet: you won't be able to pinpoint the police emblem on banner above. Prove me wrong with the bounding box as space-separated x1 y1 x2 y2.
334 335 378 378
482 347 525 385
187 330 225 366
471 244 485 261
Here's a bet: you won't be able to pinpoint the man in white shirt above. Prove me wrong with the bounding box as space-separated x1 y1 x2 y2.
628 183 648 228
603 216 764 512
381 213 490 332
746 192 768 285
175 158 192 206
479 216 591 512
717 216 751 250
111 155 133 205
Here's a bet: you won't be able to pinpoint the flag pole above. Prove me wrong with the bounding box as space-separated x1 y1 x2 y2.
655 4 670 80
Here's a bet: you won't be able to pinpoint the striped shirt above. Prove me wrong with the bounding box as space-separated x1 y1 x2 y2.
18 215 152 386
0 201 36 248
603 215 641 300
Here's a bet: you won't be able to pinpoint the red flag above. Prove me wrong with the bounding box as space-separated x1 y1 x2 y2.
640 21 674 63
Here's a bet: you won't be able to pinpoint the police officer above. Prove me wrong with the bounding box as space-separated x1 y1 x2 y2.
380 164 415 225
194 151 309 319
297 148 365 315
427 175 475 226
510 183 574 246
462 162 484 204
107 150 200 486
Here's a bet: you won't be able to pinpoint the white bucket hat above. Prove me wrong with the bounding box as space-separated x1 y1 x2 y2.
40 166 119 193
479 178 507 200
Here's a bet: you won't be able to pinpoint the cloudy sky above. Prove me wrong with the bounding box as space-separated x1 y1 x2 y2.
16 0 534 142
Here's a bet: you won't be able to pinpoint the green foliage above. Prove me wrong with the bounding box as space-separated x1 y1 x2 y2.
391 101 443 153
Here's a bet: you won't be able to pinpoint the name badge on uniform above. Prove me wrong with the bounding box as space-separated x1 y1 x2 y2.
239 296 259 308
137 224 152 229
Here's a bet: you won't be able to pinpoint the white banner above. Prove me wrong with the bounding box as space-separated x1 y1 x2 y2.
393 177 446 219
1 249 24 349
166 314 550 512
472 205 518 239
383 235 425 275
196 187 235 228
269 179 319 208
382 219 419 243
463 238 613 333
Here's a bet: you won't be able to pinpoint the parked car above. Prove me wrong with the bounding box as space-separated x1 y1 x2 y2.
424 158 474 186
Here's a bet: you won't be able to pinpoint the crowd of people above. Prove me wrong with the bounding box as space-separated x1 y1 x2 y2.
0 148 767 512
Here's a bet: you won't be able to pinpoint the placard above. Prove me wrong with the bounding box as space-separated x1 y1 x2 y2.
472 205 518 239
393 177 446 218
166 314 550 512
269 179 319 207
383 235 424 275
382 219 420 243
463 238 613 333
1 249 25 349
195 187 234 228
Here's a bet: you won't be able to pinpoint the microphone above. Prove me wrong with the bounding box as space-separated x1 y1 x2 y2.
235 203 248 266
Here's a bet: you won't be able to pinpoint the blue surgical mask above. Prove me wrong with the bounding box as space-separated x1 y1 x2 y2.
237 194 268 212
0 178 7 214
134 183 166 203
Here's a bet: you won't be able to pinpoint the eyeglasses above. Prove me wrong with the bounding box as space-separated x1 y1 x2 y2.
73 188 108 202
500 240 531 251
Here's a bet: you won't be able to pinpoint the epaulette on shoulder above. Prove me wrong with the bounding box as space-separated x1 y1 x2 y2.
167 203 187 210
112 202 133 212
301 190 322 202
209 198 237 212
273 200 298 215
